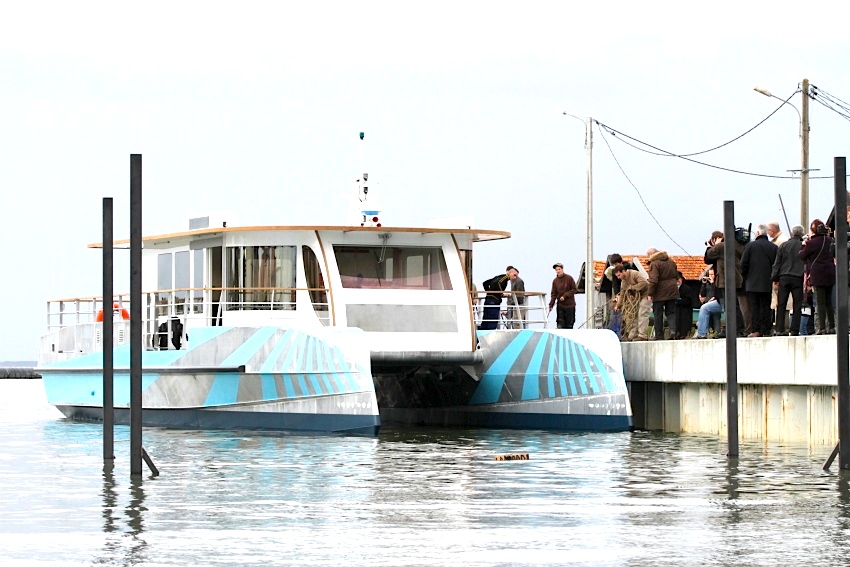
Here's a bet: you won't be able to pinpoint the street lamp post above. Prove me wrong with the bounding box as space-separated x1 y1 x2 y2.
563 112 594 328
754 79 811 228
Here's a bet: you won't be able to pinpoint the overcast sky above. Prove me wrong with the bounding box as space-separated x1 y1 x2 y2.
3 2 849 360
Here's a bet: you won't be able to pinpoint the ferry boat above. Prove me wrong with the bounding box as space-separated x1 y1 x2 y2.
37 154 632 434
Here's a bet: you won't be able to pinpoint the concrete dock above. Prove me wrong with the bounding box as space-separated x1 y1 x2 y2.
623 335 841 444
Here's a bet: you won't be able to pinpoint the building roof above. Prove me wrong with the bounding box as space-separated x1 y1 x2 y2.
594 254 706 281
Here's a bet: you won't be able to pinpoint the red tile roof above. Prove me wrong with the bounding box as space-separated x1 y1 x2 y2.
594 255 706 281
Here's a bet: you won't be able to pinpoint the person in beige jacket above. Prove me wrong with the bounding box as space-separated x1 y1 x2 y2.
613 264 650 341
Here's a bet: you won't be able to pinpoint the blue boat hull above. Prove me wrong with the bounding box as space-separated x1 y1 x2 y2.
373 329 634 432
39 326 381 435
55 404 380 435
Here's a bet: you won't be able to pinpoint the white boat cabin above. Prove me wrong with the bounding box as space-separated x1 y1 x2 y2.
44 218 551 358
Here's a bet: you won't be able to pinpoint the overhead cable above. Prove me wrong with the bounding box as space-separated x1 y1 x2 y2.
621 90 801 158
595 120 836 180
810 84 850 122
596 123 692 256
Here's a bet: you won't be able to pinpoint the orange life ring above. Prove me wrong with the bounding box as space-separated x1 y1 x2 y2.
96 302 130 322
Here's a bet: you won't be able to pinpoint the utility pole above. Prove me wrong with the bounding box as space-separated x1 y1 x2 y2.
562 112 594 328
586 117 594 328
801 78 810 228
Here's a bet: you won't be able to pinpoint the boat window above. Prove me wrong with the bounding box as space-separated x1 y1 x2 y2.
157 253 172 316
174 251 190 314
302 246 328 310
225 246 296 310
333 246 452 290
192 249 204 314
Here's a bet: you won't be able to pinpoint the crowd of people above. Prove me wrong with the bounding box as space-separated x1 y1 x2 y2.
477 215 848 338
602 218 846 340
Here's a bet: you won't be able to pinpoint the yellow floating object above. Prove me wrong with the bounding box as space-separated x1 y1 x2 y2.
494 453 529 461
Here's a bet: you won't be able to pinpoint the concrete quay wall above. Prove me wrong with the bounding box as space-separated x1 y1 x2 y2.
622 336 841 445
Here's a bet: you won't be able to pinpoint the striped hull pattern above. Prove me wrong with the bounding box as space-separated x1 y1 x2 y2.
374 329 632 432
39 326 380 435
472 329 629 404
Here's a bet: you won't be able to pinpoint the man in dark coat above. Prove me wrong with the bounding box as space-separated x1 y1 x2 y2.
548 263 578 329
646 248 679 340
479 270 510 330
741 224 778 337
673 271 693 339
771 224 805 335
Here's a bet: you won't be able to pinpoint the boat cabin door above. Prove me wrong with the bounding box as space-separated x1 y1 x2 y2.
209 246 223 325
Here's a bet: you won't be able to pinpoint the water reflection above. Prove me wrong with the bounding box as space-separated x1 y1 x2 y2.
8 379 850 565
102 462 117 534
125 478 148 563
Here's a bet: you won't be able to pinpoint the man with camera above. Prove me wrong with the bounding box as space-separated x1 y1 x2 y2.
704 230 746 337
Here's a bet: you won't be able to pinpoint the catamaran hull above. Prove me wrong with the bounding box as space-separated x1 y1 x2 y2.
38 326 381 435
373 329 633 432
53 398 380 435
377 395 631 431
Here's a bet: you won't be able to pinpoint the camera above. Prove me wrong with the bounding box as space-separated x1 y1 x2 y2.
816 224 828 235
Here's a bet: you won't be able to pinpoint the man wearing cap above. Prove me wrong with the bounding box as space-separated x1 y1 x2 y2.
548 263 578 329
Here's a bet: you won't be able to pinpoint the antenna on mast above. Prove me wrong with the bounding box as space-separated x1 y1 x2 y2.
351 131 382 227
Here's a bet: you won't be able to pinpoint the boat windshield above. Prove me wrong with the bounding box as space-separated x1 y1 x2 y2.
333 245 452 290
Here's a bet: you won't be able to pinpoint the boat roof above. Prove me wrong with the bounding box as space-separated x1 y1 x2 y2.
88 224 511 249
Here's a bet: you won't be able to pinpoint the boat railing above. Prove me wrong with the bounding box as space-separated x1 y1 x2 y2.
469 290 550 329
45 287 333 350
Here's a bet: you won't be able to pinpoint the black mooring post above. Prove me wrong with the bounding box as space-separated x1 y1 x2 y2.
103 197 114 461
130 155 142 476
723 201 739 458
835 157 850 469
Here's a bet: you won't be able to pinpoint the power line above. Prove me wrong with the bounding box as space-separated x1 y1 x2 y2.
595 120 836 180
617 90 800 158
595 123 692 256
810 84 850 122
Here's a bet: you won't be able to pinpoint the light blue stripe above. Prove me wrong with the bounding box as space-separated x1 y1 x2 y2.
332 345 347 374
283 375 296 398
204 375 240 406
521 335 548 401
565 341 579 395
341 372 358 392
297 374 310 396
546 336 556 398
321 374 336 394
577 344 599 394
280 332 307 372
590 351 616 392
337 370 353 392
221 327 279 367
470 331 535 405
260 329 293 373
558 338 569 397
571 342 588 395
321 341 338 372
308 373 324 395
305 337 316 372
260 374 277 400
44 372 156 406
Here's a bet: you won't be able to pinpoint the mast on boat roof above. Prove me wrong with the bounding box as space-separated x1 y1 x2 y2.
353 131 382 227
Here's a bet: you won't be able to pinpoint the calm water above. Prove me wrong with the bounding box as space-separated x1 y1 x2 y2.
2 380 850 566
